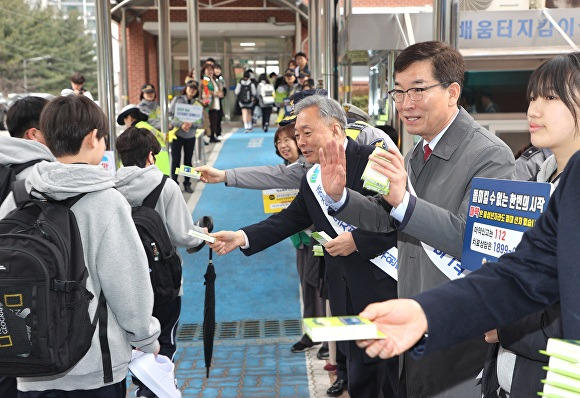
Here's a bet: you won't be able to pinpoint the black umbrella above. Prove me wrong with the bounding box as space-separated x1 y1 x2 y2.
192 216 216 378
203 250 216 378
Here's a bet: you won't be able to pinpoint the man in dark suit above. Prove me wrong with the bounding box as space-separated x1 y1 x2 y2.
355 149 580 366
211 95 399 398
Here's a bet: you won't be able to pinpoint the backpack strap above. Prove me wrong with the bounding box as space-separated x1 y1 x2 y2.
12 180 31 207
94 292 113 383
141 175 167 209
11 159 42 176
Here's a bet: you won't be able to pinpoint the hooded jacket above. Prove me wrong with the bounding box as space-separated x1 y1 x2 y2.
0 161 160 391
115 165 204 249
0 136 55 181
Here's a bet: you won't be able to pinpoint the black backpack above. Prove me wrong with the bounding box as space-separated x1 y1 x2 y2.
0 160 42 204
131 175 182 306
237 82 252 104
0 181 112 382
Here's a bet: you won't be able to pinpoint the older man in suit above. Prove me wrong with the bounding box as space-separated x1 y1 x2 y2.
211 95 399 398
319 41 515 397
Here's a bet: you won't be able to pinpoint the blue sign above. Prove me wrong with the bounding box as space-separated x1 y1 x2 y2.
461 177 551 271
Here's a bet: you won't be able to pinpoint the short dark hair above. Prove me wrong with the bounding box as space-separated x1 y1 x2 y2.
273 123 296 158
394 41 465 89
40 95 109 157
295 52 308 59
70 72 86 85
269 72 277 78
214 64 222 70
6 96 49 138
205 57 216 65
116 127 161 168
527 52 580 129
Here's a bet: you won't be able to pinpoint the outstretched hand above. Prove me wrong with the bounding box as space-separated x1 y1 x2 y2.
210 230 246 255
320 140 347 202
196 165 227 184
356 299 428 359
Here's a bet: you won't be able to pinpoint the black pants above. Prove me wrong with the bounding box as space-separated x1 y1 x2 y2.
216 109 224 136
18 380 126 398
339 287 398 398
133 297 181 397
0 376 17 398
170 136 195 186
261 107 273 129
209 110 220 140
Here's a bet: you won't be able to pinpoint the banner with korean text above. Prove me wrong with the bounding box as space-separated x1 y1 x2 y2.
461 177 551 271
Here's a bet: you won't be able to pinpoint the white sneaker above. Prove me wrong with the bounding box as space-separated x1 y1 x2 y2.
129 350 181 398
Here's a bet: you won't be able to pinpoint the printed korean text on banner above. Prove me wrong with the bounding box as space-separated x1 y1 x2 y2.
262 189 299 214
306 165 398 281
461 177 551 271
99 151 116 175
174 103 204 124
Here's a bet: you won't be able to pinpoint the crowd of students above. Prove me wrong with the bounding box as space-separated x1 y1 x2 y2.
1 42 578 398
0 93 210 397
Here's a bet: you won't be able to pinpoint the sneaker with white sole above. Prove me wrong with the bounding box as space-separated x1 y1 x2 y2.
129 350 181 398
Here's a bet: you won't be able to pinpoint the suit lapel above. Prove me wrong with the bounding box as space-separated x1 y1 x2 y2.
408 141 425 184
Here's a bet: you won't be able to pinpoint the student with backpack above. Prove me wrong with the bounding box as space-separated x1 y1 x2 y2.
0 95 161 397
0 96 53 205
115 127 209 397
256 73 275 132
235 70 256 132
0 96 53 398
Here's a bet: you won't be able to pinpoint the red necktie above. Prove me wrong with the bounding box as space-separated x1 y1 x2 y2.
423 145 432 162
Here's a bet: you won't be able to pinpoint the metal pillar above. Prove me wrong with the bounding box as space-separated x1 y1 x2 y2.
187 0 200 74
323 0 337 99
308 0 319 84
343 65 352 103
157 0 171 134
295 11 302 54
433 0 460 47
95 0 117 151
120 8 129 109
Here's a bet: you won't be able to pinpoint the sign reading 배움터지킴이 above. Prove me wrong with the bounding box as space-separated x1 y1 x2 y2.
174 103 203 124
461 177 550 271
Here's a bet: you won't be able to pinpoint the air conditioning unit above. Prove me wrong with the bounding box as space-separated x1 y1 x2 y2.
460 0 529 11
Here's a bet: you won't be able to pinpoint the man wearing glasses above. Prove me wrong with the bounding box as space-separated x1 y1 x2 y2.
319 41 515 397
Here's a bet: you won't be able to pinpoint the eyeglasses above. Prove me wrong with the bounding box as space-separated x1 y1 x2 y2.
388 82 449 103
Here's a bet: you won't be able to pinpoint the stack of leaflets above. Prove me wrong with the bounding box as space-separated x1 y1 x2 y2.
361 147 390 195
176 165 201 180
303 316 386 342
312 244 324 257
311 231 332 246
539 338 580 397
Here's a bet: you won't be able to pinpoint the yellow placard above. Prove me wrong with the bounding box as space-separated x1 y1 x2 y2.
262 189 299 214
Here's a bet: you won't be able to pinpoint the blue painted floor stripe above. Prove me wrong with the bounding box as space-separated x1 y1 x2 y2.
181 127 302 323
168 127 313 397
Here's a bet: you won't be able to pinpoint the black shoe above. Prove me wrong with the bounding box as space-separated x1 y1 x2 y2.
326 379 347 397
316 346 329 360
209 137 220 143
183 184 193 193
290 340 319 353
